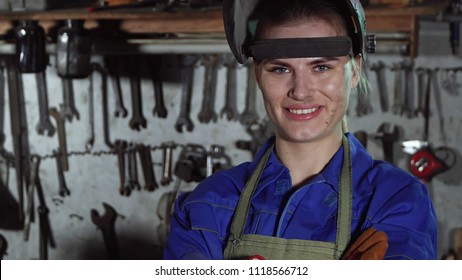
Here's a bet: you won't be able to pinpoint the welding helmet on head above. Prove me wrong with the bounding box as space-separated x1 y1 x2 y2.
222 0 376 64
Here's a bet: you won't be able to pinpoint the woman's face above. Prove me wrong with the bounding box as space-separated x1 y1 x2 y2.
254 17 360 144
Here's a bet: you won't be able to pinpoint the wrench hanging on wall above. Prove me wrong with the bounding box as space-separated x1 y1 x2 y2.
5 56 32 223
175 54 198 133
128 56 147 131
197 54 221 124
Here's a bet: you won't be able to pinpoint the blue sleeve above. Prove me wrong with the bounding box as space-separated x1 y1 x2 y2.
365 168 438 260
163 193 226 260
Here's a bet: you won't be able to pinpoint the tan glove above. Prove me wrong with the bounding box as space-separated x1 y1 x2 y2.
342 228 388 260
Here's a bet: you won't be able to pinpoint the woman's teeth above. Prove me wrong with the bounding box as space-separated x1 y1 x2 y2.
288 107 319 114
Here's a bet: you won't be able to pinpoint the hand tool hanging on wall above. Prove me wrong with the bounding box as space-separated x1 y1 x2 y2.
128 56 147 131
127 142 141 191
137 144 158 191
5 56 32 223
240 62 260 126
104 55 128 118
35 71 56 136
151 55 167 118
53 149 71 197
23 155 40 241
14 20 57 136
34 155 56 260
160 141 177 185
414 67 427 117
60 78 80 122
402 69 456 182
401 58 414 118
114 140 131 196
354 64 373 117
175 54 198 133
56 19 92 79
221 53 239 121
206 144 231 176
370 60 389 113
197 54 221 124
236 117 275 157
374 122 400 164
391 61 404 115
92 63 114 149
91 202 120 260
49 107 69 171
86 66 96 151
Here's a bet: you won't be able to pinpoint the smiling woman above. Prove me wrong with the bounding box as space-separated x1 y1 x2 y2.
164 0 437 260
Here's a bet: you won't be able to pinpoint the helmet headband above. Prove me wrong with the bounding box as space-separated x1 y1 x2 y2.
248 36 352 61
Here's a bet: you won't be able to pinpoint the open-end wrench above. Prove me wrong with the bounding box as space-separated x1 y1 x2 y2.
49 107 69 171
127 142 140 191
86 66 95 151
391 62 404 115
137 144 158 191
175 54 198 133
197 54 220 124
92 63 114 149
160 142 176 185
104 56 128 118
53 149 70 197
122 146 134 195
239 62 260 125
375 122 400 164
61 78 80 122
5 56 27 222
129 57 147 131
370 60 389 112
35 166 55 260
35 71 56 136
114 140 130 196
91 202 120 259
151 56 168 118
430 68 447 143
221 53 239 121
23 155 40 241
414 68 427 117
401 58 414 118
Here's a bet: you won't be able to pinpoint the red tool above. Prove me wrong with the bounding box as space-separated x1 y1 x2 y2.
402 69 456 182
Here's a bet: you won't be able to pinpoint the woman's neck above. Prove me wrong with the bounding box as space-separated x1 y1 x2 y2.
275 132 343 187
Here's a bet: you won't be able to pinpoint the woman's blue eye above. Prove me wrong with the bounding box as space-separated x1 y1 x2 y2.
314 65 330 72
271 67 289 73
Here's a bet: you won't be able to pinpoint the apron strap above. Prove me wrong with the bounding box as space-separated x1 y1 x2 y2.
334 135 352 258
228 144 274 242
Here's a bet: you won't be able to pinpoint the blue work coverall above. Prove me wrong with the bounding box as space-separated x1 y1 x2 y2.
164 133 437 259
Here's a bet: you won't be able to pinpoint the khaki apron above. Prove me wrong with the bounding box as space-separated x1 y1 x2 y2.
224 136 352 260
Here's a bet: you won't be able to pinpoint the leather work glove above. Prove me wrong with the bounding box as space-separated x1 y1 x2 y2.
342 228 388 260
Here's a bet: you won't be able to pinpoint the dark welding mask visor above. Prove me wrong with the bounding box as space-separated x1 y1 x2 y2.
248 36 352 61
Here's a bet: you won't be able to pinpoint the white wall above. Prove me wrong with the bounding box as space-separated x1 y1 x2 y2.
0 19 461 260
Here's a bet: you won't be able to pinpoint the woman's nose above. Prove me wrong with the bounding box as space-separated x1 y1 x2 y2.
288 72 314 100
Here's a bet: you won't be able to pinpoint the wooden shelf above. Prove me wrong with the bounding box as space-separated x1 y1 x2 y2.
0 7 225 35
0 4 447 57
